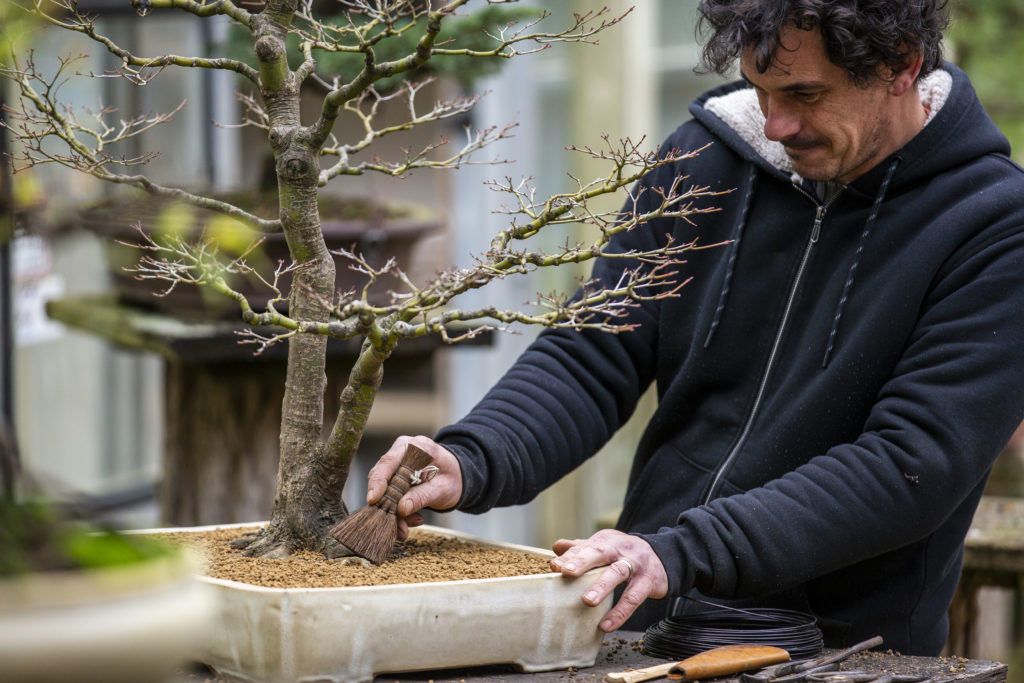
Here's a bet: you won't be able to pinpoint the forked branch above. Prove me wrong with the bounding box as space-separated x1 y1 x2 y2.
8 0 258 83
430 6 632 58
318 79 514 182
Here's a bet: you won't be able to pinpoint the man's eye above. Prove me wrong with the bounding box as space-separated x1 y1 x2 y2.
794 92 820 103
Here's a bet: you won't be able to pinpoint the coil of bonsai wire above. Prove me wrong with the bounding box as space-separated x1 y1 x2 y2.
642 607 824 660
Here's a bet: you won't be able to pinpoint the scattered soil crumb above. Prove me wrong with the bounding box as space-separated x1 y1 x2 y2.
941 655 969 673
161 526 553 588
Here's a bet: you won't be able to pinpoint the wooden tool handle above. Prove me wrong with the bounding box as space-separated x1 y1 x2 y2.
668 644 791 680
376 465 415 513
605 644 791 683
375 445 434 514
604 661 677 683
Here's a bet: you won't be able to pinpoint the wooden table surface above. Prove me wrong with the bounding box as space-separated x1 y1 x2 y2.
176 631 1008 683
379 632 1006 683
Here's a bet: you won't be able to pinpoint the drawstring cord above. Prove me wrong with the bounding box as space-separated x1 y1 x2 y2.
821 157 902 367
700 157 900 365
705 163 759 348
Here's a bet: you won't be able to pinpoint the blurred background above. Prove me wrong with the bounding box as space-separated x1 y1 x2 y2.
2 0 1022 666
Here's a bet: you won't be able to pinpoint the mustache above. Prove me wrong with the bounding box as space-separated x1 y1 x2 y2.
781 137 825 151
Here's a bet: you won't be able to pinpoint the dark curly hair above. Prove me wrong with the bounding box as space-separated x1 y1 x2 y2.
696 0 949 86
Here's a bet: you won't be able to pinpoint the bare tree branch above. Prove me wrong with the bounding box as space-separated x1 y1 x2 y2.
130 0 253 24
309 5 630 148
122 224 381 353
1 54 281 232
314 77 516 182
312 0 472 144
291 0 428 55
295 40 317 82
429 6 633 59
12 0 259 83
301 143 723 342
212 92 271 133
487 140 716 249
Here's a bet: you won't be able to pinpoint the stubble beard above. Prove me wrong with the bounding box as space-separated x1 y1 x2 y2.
791 110 890 183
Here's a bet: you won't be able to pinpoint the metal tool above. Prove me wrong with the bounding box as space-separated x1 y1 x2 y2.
804 672 880 683
804 672 929 683
740 636 884 683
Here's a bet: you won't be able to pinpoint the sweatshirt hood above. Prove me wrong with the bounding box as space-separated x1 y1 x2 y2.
688 61 1011 367
689 61 1010 194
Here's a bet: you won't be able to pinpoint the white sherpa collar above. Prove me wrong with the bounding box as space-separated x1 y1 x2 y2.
703 69 954 176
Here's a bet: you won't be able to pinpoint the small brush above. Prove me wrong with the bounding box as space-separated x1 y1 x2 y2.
329 443 435 564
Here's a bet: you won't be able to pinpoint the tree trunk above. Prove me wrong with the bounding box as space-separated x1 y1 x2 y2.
238 1 341 557
237 0 390 557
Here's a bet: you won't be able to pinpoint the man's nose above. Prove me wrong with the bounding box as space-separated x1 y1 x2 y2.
762 98 801 142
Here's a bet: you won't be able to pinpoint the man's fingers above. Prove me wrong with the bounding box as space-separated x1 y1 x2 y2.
398 484 433 517
549 530 669 633
367 436 463 524
580 559 632 604
550 537 613 576
366 438 413 504
576 562 651 632
551 537 583 557
397 471 461 517
396 513 425 541
599 581 650 632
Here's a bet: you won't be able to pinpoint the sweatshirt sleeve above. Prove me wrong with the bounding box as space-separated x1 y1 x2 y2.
639 215 1024 600
435 160 688 513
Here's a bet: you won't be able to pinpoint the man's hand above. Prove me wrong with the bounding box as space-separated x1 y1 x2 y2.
549 529 668 633
366 436 462 539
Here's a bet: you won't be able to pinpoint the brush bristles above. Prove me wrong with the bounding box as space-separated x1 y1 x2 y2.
329 444 436 564
330 506 397 564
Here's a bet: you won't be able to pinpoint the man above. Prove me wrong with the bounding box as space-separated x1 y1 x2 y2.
366 0 1024 655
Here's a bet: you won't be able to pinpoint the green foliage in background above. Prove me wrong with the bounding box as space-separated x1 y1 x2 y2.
0 498 174 575
948 0 1024 161
0 1 37 57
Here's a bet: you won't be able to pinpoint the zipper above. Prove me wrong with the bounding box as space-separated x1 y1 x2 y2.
701 184 839 505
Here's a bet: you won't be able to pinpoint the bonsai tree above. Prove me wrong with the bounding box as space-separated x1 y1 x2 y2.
1 0 716 558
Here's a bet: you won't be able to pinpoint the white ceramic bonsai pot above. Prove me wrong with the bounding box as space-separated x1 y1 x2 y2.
0 545 216 683
151 522 610 683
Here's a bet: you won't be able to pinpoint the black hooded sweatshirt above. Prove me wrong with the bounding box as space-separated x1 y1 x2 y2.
435 62 1024 655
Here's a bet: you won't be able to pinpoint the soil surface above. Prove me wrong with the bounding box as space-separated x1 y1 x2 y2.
163 526 553 588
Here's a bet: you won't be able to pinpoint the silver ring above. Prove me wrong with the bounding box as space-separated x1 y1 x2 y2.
617 558 634 582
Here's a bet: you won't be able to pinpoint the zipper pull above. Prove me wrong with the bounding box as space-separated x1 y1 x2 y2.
811 205 825 243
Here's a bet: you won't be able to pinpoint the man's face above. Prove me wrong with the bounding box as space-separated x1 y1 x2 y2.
740 26 898 184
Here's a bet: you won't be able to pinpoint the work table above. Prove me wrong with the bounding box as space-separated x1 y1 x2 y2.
382 632 1005 683
174 631 1007 683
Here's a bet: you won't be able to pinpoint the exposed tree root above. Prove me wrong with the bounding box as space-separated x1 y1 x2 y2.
232 514 356 559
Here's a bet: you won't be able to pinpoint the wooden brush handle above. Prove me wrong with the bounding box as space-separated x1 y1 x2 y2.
376 464 416 514
375 445 434 515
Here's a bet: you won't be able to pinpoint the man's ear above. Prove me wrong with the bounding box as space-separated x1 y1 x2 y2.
890 51 925 96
